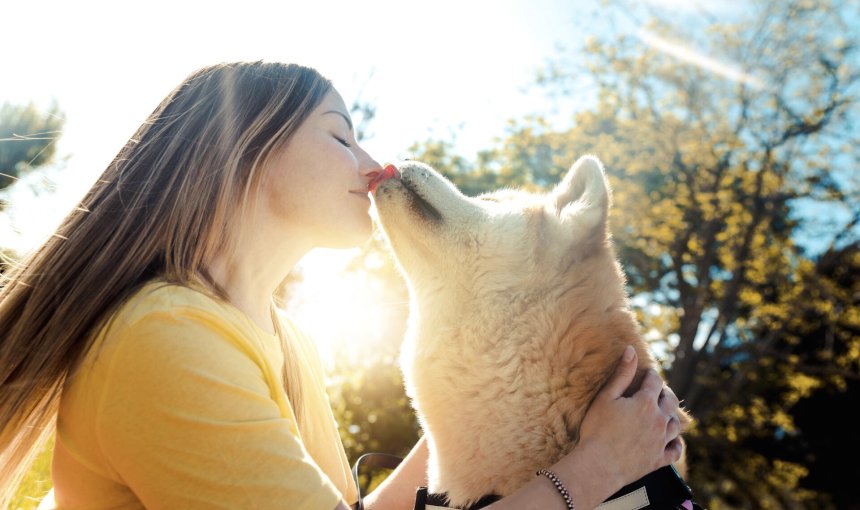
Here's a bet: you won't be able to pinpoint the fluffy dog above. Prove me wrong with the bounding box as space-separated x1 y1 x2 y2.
372 156 690 508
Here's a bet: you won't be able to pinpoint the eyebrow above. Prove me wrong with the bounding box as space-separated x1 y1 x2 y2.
323 110 353 131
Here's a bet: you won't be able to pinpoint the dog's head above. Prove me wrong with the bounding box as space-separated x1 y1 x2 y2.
372 156 615 307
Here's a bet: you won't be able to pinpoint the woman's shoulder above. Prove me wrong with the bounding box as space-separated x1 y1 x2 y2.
120 278 217 317
81 279 275 379
107 278 241 334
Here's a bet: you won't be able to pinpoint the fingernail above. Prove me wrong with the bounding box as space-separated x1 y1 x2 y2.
623 345 635 362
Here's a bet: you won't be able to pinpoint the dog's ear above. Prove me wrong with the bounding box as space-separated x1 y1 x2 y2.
549 156 610 235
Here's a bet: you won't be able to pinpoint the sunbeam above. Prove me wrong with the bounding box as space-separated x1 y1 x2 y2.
637 28 767 90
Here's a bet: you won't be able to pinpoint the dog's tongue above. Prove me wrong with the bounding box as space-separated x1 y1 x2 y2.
368 164 399 194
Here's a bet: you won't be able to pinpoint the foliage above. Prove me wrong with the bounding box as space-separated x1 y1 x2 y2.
10 2 860 507
9 435 53 510
328 353 421 493
0 102 64 194
0 101 65 275
390 1 860 507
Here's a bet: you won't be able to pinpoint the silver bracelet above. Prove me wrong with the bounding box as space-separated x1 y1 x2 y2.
536 468 575 510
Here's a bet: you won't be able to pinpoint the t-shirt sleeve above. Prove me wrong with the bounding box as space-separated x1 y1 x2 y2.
96 309 343 510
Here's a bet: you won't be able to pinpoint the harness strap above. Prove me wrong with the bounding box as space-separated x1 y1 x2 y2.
601 465 695 509
352 455 705 510
412 466 703 510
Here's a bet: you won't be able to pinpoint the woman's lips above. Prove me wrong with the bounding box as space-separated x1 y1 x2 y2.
368 164 400 194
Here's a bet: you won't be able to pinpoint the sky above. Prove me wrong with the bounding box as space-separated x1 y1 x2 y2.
0 0 596 358
5 0 845 361
1 0 585 253
0 0 755 253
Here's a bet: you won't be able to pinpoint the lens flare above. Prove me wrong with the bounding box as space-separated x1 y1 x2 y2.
637 28 766 90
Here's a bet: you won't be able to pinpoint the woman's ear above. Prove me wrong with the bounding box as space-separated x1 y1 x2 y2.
549 155 611 235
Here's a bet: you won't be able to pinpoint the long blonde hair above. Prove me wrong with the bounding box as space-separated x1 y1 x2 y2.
0 61 331 503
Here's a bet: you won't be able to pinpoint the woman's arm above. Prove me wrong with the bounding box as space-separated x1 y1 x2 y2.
342 439 620 510
354 345 681 510
481 438 625 510
492 345 683 510
335 436 627 510
361 435 430 510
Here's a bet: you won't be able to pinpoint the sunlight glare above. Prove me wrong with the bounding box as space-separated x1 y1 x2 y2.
637 28 766 90
283 248 408 374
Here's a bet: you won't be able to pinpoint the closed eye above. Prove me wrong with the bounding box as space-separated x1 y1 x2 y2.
333 135 352 148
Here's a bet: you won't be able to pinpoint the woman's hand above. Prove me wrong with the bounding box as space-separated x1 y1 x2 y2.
578 345 683 486
488 346 685 510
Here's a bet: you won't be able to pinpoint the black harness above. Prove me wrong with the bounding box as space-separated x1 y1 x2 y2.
352 453 705 510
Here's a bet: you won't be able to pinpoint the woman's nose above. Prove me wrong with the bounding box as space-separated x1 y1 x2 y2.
358 149 382 180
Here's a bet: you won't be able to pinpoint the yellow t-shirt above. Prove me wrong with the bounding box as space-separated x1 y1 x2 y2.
51 279 358 509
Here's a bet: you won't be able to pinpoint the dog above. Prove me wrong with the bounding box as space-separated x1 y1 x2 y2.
371 156 691 508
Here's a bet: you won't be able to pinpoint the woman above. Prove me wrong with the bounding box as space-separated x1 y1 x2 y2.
0 61 682 509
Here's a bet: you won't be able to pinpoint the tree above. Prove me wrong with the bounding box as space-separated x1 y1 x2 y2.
404 0 859 507
1 102 65 275
731 240 860 509
0 102 64 199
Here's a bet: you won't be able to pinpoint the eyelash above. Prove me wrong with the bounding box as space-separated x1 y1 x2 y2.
334 135 352 148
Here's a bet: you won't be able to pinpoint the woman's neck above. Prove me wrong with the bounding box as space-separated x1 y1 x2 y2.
204 238 310 335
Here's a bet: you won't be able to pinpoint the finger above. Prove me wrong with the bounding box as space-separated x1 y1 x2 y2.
602 345 637 400
659 385 681 414
637 368 663 401
665 414 681 441
663 437 683 465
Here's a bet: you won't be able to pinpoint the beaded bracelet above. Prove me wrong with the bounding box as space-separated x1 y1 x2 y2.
536 468 575 510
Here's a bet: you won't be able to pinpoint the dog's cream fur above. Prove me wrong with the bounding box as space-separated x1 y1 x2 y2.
373 156 689 507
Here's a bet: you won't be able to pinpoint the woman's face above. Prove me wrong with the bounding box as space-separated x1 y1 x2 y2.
258 89 381 249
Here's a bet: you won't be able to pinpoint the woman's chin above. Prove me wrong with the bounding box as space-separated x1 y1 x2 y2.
324 223 373 249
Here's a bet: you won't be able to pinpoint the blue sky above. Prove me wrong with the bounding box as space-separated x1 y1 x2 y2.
1 0 593 251
0 0 762 253
0 0 594 357
4 0 851 360
2 0 852 259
